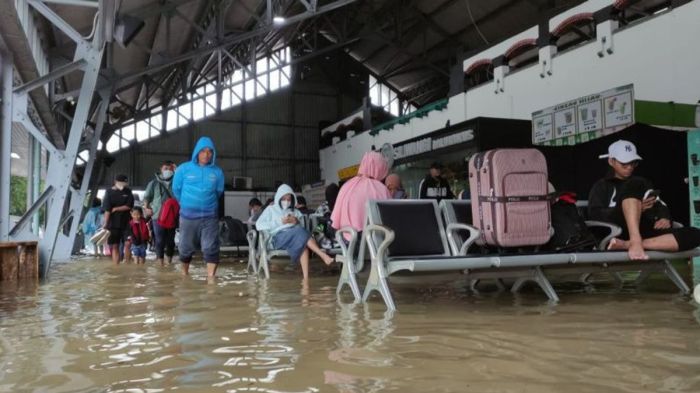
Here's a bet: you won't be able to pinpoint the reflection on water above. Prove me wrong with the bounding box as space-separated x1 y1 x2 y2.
1 258 700 392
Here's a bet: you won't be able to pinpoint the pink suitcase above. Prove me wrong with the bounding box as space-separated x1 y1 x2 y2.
468 148 552 247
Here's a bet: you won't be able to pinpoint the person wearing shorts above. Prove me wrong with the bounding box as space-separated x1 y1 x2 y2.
172 136 225 278
102 174 135 264
128 207 149 264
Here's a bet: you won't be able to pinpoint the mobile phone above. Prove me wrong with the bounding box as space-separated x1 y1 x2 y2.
644 189 660 200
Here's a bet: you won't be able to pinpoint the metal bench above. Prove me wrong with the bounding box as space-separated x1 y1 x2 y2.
440 199 693 297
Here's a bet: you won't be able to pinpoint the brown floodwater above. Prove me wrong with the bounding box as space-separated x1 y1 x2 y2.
1 257 700 393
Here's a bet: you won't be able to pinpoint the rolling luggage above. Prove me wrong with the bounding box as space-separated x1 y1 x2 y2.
468 148 552 247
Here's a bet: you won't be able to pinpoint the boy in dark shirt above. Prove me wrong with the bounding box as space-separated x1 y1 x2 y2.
588 140 700 259
102 174 135 264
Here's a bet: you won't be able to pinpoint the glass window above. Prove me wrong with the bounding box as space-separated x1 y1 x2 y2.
178 102 191 125
136 120 150 142
281 65 291 87
256 75 267 97
256 57 267 74
205 94 217 116
166 109 178 132
191 99 205 121
269 69 280 91
245 79 255 100
232 69 242 83
230 87 241 106
232 83 243 100
106 134 120 153
121 124 135 141
221 89 232 110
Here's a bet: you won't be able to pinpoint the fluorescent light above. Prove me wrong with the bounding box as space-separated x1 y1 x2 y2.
273 16 285 24
10 152 20 159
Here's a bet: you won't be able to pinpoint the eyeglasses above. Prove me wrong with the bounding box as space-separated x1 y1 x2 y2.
614 159 639 168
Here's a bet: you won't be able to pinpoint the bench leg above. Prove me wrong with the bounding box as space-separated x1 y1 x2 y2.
258 251 270 279
634 269 652 286
247 248 257 274
662 260 690 295
336 257 361 302
511 267 559 302
362 261 396 311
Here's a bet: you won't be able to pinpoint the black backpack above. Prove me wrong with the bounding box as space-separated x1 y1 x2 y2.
220 217 248 247
547 193 597 252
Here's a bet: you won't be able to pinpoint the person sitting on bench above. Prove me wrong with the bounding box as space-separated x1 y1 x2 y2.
589 140 700 259
255 184 335 280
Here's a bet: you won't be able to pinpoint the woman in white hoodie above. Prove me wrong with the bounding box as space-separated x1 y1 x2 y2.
255 184 334 279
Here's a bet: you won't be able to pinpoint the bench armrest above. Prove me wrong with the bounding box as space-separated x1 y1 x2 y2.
364 224 395 262
335 226 358 263
584 220 622 250
246 229 257 248
445 223 481 256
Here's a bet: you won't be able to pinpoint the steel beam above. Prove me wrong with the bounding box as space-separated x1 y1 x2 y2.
41 0 99 8
52 94 109 261
27 0 88 46
62 0 359 98
0 50 12 240
14 108 59 157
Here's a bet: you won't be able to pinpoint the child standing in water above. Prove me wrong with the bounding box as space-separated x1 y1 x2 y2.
128 207 150 264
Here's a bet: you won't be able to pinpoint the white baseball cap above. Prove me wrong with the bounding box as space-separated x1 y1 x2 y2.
599 140 642 163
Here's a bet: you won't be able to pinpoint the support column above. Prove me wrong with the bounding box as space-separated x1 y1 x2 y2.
38 42 105 276
52 94 110 261
32 136 41 234
0 50 13 240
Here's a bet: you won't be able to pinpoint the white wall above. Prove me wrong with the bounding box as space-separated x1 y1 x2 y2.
320 1 700 183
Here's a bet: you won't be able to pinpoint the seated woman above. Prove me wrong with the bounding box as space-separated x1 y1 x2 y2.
332 151 392 236
255 184 334 279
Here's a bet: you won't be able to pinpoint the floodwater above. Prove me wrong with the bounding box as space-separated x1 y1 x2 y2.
1 257 700 393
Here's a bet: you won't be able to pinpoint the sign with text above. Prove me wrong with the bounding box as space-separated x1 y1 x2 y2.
532 84 635 146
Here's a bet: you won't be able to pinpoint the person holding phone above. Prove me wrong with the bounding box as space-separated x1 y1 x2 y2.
255 184 335 280
589 140 700 259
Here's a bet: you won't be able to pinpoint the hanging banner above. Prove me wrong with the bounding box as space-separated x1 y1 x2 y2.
532 84 634 146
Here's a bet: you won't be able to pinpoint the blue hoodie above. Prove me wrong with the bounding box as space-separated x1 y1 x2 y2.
255 184 304 237
173 136 225 219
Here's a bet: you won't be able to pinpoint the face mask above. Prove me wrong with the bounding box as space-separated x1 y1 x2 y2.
280 200 291 210
161 170 173 179
115 182 127 190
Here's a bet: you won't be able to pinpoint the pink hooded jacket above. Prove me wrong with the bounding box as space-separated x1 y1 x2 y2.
331 152 392 232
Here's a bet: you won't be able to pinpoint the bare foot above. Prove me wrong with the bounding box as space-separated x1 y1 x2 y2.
321 253 335 266
607 238 628 251
628 241 649 260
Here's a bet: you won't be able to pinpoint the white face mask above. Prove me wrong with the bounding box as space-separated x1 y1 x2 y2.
161 170 173 180
115 182 127 190
280 200 291 210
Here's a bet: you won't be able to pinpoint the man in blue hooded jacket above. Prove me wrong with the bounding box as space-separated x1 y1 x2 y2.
173 136 225 277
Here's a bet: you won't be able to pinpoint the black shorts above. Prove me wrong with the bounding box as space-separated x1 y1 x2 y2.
107 228 131 245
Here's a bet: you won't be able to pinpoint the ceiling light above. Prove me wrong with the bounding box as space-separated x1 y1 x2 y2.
273 16 285 24
11 152 20 159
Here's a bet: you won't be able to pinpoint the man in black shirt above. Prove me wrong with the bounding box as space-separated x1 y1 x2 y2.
102 174 135 264
418 162 454 202
589 140 700 259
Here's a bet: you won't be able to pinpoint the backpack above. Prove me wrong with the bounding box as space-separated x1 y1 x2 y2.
157 197 180 229
546 192 597 252
220 216 248 246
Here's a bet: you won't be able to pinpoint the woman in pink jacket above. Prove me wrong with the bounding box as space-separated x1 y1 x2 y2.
331 151 392 234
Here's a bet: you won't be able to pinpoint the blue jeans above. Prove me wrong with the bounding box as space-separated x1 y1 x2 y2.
131 244 147 258
179 217 220 263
